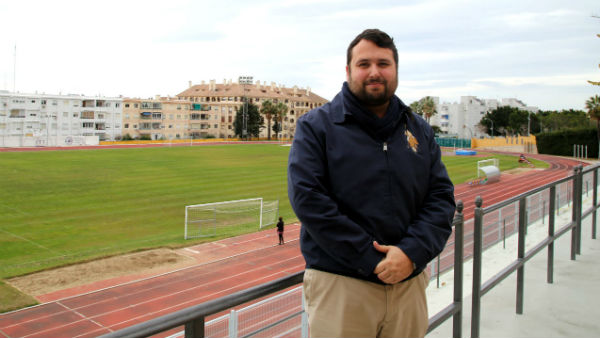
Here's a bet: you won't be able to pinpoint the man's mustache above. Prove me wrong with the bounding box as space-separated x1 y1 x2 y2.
365 79 386 85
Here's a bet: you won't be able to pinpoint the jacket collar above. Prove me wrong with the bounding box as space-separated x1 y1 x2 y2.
331 82 409 125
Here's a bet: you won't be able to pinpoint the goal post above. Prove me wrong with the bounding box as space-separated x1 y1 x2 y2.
184 198 279 239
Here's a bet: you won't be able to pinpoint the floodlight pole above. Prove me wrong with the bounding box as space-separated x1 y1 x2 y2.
239 76 253 140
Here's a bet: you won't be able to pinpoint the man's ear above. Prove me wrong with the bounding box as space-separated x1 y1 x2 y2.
346 65 350 82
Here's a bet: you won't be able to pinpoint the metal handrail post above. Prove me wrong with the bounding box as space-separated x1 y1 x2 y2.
516 197 526 315
576 165 583 254
593 167 598 240
185 317 205 338
471 196 483 338
453 200 464 338
571 167 578 260
548 186 556 284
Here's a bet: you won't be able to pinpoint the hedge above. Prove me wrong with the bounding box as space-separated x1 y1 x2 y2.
536 128 599 158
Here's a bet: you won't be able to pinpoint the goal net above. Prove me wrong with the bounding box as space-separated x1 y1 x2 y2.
184 198 279 239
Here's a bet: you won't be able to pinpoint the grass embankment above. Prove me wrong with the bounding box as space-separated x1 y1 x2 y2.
0 145 547 312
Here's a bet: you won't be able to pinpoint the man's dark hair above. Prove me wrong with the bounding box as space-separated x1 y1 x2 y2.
346 28 398 67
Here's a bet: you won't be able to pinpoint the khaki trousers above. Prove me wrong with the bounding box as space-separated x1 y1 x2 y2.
303 269 429 338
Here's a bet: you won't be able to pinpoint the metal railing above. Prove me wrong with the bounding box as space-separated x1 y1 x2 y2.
99 163 598 338
470 164 599 338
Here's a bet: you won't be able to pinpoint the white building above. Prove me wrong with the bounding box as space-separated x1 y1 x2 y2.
0 91 122 147
434 96 539 139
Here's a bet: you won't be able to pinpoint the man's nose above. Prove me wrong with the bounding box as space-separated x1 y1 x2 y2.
367 64 382 78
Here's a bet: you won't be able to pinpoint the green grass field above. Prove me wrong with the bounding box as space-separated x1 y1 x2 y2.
0 144 547 311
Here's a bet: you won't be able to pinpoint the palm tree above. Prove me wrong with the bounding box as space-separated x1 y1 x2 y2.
586 95 600 143
273 102 288 140
420 96 437 124
259 99 276 140
409 101 422 117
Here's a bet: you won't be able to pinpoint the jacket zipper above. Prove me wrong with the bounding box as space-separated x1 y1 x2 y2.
383 141 392 201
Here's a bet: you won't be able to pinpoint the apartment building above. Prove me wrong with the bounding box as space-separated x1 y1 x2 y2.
435 96 539 139
176 79 329 139
0 91 122 147
121 96 196 140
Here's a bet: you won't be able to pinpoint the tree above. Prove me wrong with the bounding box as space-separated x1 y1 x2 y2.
409 101 422 117
420 96 437 123
537 109 590 133
479 106 513 136
233 102 263 138
508 109 529 135
273 102 288 139
259 100 276 140
586 95 600 143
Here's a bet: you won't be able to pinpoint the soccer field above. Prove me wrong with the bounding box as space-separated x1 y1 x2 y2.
0 144 546 279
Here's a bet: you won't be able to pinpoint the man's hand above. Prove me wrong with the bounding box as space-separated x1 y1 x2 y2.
373 241 414 284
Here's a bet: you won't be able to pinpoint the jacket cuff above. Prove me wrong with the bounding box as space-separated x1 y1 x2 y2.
356 247 385 277
397 238 426 270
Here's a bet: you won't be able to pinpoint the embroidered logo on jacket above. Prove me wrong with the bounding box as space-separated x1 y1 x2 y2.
405 130 419 153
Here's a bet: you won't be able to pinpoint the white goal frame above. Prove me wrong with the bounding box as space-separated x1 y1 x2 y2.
477 158 499 177
184 198 279 239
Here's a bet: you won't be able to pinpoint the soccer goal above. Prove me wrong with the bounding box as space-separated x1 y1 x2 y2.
184 198 279 239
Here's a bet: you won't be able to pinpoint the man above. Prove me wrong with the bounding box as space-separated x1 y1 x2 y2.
287 28 456 337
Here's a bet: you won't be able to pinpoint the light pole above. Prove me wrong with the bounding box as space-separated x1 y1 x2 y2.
238 76 253 140
490 120 494 137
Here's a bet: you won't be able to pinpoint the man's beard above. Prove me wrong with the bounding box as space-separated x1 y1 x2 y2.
349 77 395 106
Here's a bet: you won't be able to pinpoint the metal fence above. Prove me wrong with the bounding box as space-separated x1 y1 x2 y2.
435 137 471 148
99 164 599 338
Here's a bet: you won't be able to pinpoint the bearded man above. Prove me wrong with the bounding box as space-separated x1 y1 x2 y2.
287 28 456 338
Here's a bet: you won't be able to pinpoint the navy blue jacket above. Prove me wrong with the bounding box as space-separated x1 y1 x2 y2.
287 85 455 284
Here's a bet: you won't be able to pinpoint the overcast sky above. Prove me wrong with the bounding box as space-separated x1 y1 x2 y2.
0 0 598 111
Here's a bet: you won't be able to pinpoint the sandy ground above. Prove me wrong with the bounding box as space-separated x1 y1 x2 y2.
7 248 194 297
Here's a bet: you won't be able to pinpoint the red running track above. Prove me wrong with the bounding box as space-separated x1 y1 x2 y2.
0 152 588 338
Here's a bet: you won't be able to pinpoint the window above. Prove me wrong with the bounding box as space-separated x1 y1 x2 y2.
83 122 94 128
63 112 69 117
124 123 129 128
81 111 94 119
115 103 120 108
97 113 105 119
125 103 130 108
73 113 79 118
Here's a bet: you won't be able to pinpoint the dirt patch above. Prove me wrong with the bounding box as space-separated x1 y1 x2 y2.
503 167 541 175
7 248 193 297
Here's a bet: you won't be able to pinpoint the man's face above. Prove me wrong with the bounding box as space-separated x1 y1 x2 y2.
346 39 398 106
